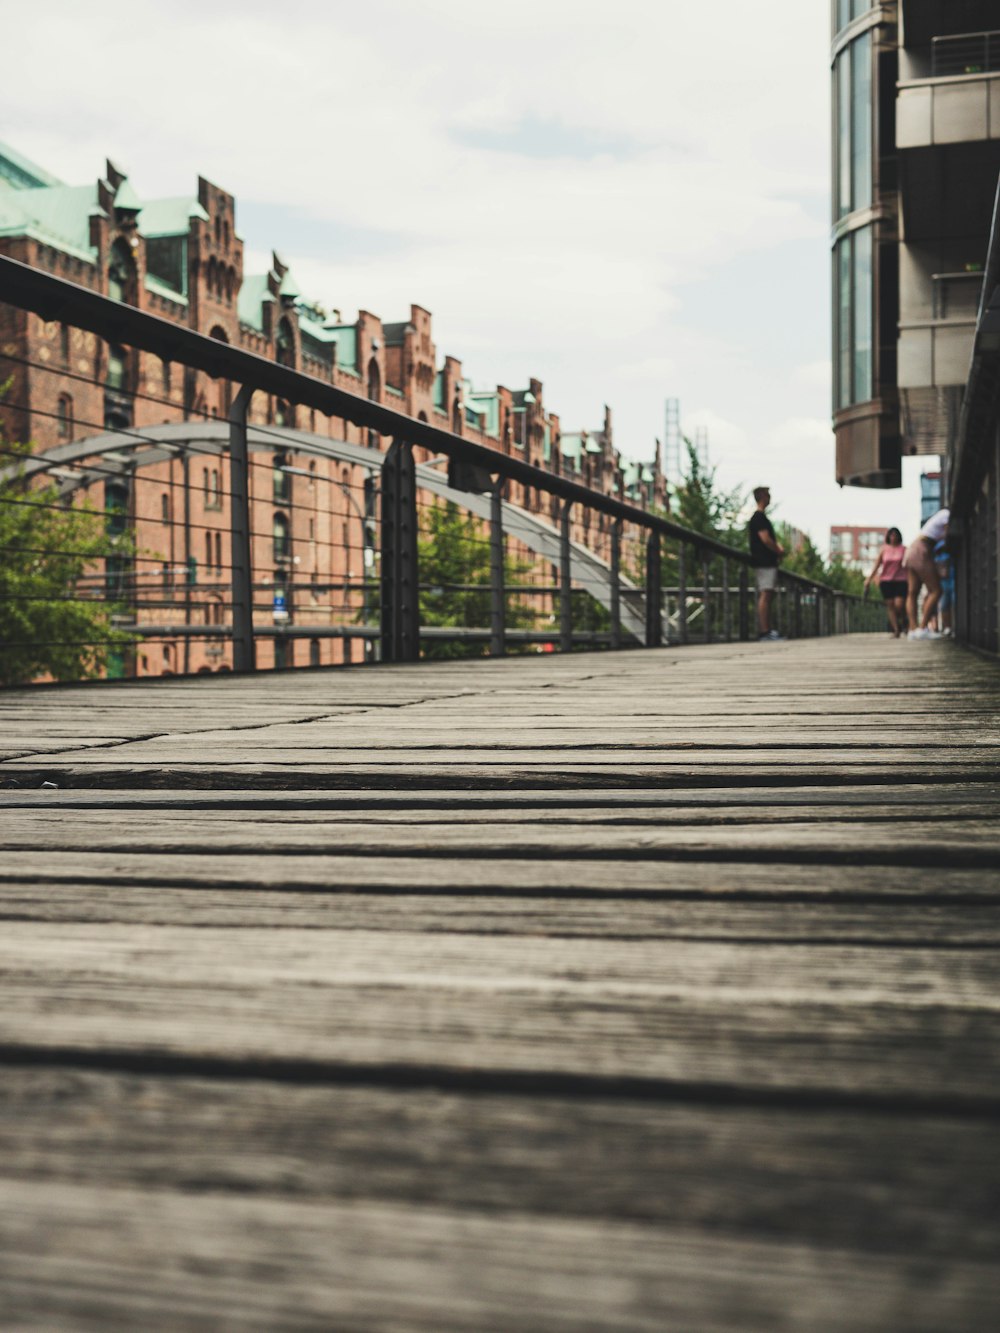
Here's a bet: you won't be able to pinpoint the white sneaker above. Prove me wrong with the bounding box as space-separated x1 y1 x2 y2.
908 628 931 639
924 629 944 639
758 630 785 641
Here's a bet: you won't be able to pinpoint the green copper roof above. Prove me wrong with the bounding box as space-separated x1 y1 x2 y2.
237 273 270 331
560 433 583 462
113 178 142 213
279 267 301 299
323 324 358 371
139 196 209 236
468 389 499 438
0 183 100 263
144 273 188 306
0 142 63 190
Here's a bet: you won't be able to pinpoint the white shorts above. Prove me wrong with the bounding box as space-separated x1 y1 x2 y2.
755 567 778 592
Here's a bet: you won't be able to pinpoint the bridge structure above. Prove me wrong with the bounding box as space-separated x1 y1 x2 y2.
2 251 1000 1329
0 633 998 1328
1 252 883 688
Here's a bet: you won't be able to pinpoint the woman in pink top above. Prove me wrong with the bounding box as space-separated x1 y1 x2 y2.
864 527 907 637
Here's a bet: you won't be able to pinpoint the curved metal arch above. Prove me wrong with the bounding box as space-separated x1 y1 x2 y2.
12 421 646 641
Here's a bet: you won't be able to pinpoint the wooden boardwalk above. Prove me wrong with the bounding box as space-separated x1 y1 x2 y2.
0 636 998 1331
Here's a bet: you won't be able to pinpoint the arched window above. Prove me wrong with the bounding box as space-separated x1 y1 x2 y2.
276 318 295 368
108 239 135 304
214 532 223 570
207 257 217 298
161 492 170 523
367 357 381 402
273 512 291 563
273 452 290 502
209 326 231 414
452 395 463 436
205 531 212 569
57 394 73 439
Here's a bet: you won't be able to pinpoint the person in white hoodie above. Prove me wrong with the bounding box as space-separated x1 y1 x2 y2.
903 508 949 639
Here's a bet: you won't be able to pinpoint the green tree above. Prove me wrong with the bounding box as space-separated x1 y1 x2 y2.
670 440 747 547
418 500 537 659
776 522 866 594
0 433 135 685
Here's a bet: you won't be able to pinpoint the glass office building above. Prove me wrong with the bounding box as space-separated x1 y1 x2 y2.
830 1 1000 488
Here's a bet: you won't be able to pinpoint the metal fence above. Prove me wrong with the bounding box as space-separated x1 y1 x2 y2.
931 30 1000 79
0 253 884 684
952 179 1000 655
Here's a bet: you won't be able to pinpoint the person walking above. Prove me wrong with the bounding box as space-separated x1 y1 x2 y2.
904 507 949 639
864 527 908 637
747 486 786 641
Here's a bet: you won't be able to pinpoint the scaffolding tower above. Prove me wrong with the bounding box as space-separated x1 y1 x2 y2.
663 398 682 486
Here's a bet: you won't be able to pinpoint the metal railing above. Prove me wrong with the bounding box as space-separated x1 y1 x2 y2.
931 31 1000 79
0 253 883 684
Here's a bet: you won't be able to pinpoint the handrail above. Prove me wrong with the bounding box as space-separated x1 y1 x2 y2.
0 252 847 597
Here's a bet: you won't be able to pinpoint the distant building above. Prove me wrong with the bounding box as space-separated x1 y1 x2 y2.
0 142 666 676
829 524 888 571
830 1 1000 488
920 469 942 521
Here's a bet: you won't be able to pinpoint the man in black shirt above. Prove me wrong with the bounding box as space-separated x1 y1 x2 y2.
747 486 786 640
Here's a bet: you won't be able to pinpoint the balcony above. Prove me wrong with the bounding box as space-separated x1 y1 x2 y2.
898 31 1000 148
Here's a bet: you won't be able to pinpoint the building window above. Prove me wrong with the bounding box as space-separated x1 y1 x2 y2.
273 512 291 563
835 0 871 36
205 530 213 570
273 453 291 502
834 31 872 220
57 394 73 439
108 240 135 304
204 468 222 510
215 531 223 571
161 492 170 523
106 344 127 391
60 324 71 364
162 359 172 396
276 319 294 369
834 224 873 409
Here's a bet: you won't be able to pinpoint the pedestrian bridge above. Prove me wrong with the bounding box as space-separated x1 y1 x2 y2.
1 636 998 1330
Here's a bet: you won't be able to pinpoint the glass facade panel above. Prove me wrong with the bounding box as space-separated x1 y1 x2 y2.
836 0 851 33
851 34 872 213
833 225 874 411
853 226 873 403
837 238 853 409
835 33 872 218
837 54 851 218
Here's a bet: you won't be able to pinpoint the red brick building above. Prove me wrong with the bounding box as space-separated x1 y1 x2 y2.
0 143 666 674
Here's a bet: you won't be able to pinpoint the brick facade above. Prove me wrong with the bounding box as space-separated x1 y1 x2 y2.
0 147 667 675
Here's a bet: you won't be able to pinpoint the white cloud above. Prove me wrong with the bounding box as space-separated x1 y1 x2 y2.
1 0 928 542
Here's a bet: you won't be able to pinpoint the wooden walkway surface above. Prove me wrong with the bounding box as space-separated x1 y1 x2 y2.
0 636 998 1330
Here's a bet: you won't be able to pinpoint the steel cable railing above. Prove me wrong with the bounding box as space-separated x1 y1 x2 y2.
0 252 886 684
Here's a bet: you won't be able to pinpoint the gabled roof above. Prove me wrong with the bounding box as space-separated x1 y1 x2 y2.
0 183 101 263
139 195 209 236
0 142 63 190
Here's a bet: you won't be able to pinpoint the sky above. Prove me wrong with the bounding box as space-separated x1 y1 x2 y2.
2 0 928 551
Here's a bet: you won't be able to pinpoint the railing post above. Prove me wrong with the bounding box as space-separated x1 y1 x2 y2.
702 552 711 644
678 541 688 644
645 529 662 647
794 586 802 640
560 501 573 653
227 384 255 673
722 558 730 641
490 479 506 658
813 589 821 638
380 437 419 662
738 563 749 641
610 519 622 650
